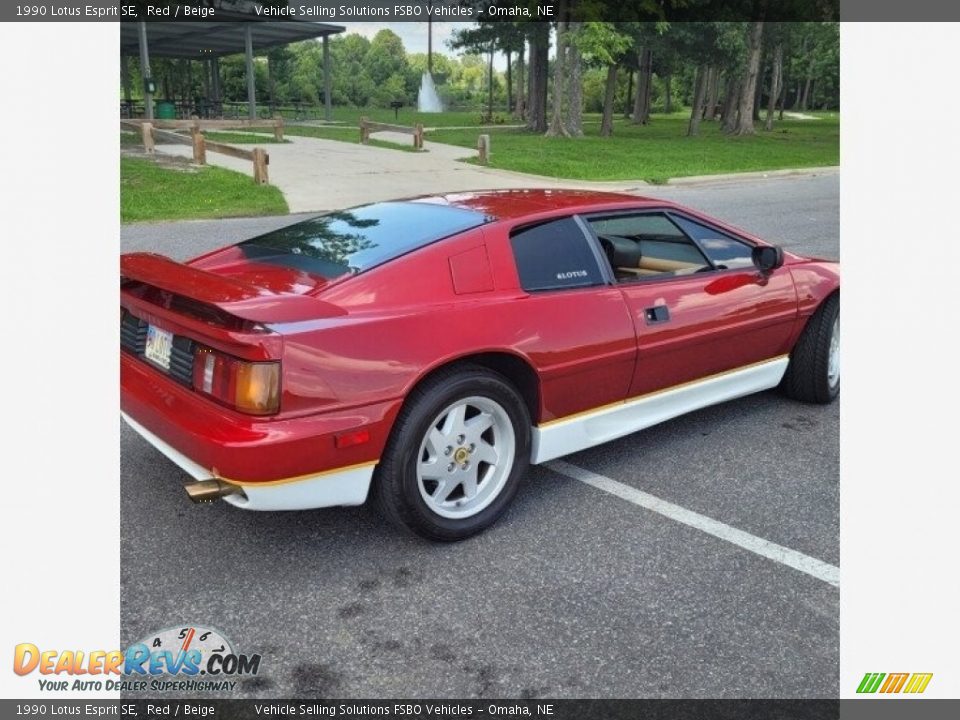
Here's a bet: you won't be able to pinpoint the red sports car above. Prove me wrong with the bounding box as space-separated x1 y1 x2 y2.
120 189 839 540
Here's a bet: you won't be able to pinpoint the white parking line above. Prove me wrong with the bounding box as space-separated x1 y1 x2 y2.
545 460 840 587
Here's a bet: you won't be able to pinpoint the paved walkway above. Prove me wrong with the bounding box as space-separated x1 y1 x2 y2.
153 133 645 213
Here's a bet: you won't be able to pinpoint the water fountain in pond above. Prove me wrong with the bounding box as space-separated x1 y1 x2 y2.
417 72 443 113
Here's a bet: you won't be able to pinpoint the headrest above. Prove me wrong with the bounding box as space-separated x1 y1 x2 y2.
601 235 642 268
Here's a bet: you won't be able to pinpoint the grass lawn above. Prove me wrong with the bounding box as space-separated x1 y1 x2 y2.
203 131 288 144
427 113 839 183
121 156 288 223
298 106 512 128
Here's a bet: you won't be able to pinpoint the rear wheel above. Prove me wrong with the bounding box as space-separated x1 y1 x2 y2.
373 365 531 541
781 293 840 404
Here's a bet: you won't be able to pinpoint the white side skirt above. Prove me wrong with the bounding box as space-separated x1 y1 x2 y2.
530 357 789 464
121 411 375 511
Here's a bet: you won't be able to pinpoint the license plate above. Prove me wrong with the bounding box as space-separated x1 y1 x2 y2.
144 325 173 370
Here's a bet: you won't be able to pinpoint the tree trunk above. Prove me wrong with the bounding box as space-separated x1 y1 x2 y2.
547 16 569 136
734 21 764 136
600 64 618 137
526 30 549 133
753 54 765 122
800 53 815 111
778 70 786 120
487 47 495 121
721 75 741 134
800 45 817 111
664 73 672 114
712 69 722 117
641 49 652 123
687 64 707 137
535 38 548 131
792 35 807 110
764 42 782 130
515 45 525 118
566 22 583 136
632 52 644 123
624 68 634 118
633 48 652 124
704 66 718 120
505 50 512 117
526 39 537 128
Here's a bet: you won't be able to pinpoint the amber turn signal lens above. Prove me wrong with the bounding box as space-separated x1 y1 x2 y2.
234 362 280 415
192 345 280 416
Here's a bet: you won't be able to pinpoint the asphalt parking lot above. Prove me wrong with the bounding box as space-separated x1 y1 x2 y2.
120 172 839 698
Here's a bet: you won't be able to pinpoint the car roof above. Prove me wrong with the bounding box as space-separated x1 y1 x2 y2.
407 189 668 221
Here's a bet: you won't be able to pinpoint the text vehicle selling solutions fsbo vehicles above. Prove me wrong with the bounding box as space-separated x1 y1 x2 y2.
120 190 840 540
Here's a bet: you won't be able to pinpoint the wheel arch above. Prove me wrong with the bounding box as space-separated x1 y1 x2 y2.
403 351 542 426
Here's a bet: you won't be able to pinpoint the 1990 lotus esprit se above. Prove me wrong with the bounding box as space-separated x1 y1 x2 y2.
120 190 839 540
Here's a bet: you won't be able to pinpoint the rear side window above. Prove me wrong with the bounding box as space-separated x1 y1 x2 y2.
669 214 755 269
510 218 604 292
238 202 490 280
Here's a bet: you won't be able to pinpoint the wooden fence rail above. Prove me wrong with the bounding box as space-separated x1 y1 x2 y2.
122 119 270 185
359 117 424 150
122 116 284 141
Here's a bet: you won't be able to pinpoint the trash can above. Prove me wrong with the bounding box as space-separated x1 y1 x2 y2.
156 101 176 119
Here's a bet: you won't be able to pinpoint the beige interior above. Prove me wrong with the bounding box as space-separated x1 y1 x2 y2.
617 257 701 277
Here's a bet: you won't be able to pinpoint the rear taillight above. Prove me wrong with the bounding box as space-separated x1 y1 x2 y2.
192 346 280 416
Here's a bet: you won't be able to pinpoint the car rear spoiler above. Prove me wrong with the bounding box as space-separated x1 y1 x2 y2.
120 252 344 324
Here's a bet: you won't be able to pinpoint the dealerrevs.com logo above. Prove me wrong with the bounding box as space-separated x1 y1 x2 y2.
13 625 261 693
856 672 933 694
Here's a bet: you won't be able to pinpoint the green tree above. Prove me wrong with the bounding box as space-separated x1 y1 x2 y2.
365 29 408 87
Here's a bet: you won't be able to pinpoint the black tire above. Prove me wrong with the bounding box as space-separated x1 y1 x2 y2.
781 293 840 404
372 365 531 541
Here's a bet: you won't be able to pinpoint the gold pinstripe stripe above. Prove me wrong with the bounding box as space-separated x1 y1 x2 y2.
218 460 379 488
538 354 790 428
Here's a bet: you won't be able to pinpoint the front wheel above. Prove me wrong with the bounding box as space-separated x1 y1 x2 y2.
372 365 531 541
781 293 840 404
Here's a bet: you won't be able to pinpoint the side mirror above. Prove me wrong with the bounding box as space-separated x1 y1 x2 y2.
752 245 784 274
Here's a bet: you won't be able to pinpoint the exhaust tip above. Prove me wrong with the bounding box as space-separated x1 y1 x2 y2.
184 479 242 504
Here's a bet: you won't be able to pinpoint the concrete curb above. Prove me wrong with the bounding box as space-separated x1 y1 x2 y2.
463 162 839 189
664 166 839 186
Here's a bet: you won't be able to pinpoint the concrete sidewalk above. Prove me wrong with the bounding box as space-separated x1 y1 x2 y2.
153 133 657 213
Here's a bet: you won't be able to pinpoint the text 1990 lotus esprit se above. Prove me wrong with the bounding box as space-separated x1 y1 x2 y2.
120 189 839 540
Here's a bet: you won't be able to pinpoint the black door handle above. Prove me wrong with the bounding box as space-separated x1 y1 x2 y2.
644 305 670 324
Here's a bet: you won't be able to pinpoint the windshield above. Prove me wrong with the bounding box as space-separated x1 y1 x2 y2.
238 202 491 280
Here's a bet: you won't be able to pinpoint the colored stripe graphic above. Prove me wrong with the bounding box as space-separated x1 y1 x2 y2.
904 673 933 694
857 672 933 694
880 673 909 693
857 673 885 693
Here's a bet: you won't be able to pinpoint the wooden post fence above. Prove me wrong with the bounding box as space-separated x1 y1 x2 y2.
478 134 490 164
141 122 154 154
359 117 424 150
191 126 206 165
252 148 269 185
123 119 270 185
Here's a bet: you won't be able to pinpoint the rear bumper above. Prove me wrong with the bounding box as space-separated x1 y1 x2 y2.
122 412 374 510
121 352 396 510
